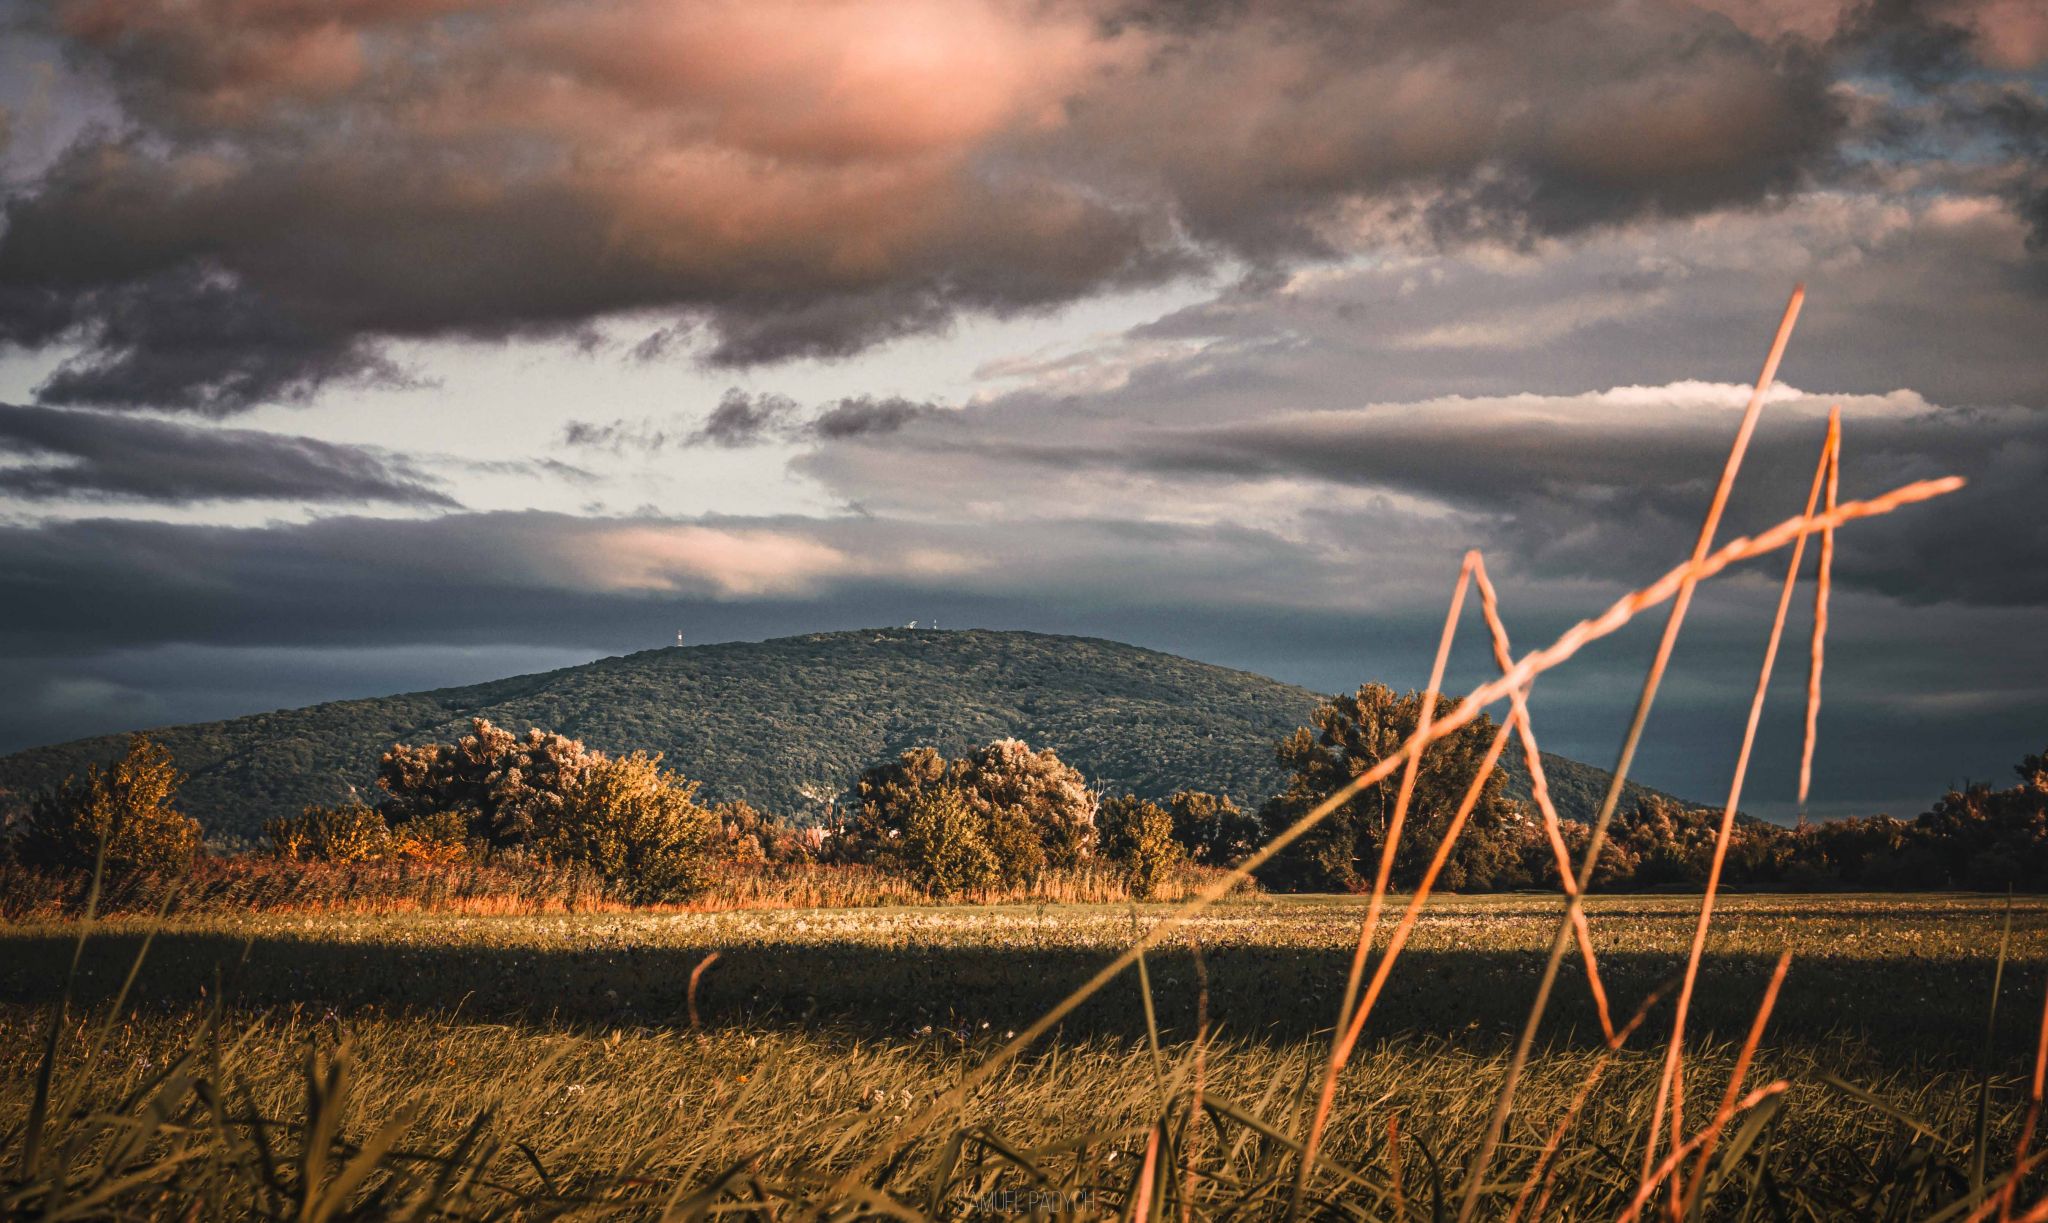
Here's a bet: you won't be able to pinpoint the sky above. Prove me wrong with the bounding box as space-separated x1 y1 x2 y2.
1 0 2044 821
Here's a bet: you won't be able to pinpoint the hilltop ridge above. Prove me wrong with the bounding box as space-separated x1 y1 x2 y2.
0 628 1701 842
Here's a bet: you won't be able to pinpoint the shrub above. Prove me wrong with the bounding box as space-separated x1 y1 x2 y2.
12 735 201 876
1167 790 1261 866
379 718 599 846
712 798 816 864
539 752 718 902
899 785 1001 896
389 810 471 864
266 801 390 863
844 740 1100 886
715 798 771 863
956 739 1099 880
1098 795 1188 899
840 746 953 866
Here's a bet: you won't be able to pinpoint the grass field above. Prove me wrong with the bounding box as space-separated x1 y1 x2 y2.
4 892 2042 1217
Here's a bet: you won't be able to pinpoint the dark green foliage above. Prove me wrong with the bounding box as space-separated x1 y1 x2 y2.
379 718 599 846
1259 684 1523 893
1097 794 1188 898
713 797 816 863
265 800 390 862
0 630 1685 844
1395 745 2048 894
1909 749 2048 889
11 734 199 876
898 785 1001 896
843 739 1099 886
953 739 1098 881
1166 790 1262 867
1776 748 2048 890
537 751 718 902
840 746 953 869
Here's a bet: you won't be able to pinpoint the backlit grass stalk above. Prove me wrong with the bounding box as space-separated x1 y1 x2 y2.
1473 558 1617 1044
1303 703 1522 1180
1455 285 1807 1223
1299 553 1477 1198
1800 409 1841 808
1643 410 1842 1194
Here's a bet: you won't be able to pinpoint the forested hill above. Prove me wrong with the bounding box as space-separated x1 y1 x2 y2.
0 628 1700 842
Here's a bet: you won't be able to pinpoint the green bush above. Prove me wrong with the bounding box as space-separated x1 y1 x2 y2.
845 739 1099 886
379 718 599 846
12 735 200 876
1167 790 1261 866
1260 684 1521 893
389 809 473 863
899 785 1001 897
265 800 390 863
1098 795 1188 899
540 752 718 903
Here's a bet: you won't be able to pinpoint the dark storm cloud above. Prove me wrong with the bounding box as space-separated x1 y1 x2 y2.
810 396 937 440
1134 396 2048 605
690 390 800 448
7 0 2019 410
22 270 412 416
0 401 455 505
0 508 1398 664
564 392 939 454
1063 0 1844 254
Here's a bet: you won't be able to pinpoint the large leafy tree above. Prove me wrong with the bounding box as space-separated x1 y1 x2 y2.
955 738 1098 881
1099 794 1188 898
843 739 1099 884
899 785 1001 897
1167 790 1262 867
540 751 718 902
378 718 599 846
839 746 954 868
14 735 201 876
1259 684 1522 893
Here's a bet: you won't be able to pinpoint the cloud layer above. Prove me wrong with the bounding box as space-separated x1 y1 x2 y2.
0 401 452 504
6 0 2038 410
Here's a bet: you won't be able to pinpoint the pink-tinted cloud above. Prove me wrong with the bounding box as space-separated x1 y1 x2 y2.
0 0 2037 410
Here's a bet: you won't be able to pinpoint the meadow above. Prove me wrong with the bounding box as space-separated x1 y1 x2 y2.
3 893 2043 1217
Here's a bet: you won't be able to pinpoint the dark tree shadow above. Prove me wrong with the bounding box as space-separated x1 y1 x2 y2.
0 929 2035 1063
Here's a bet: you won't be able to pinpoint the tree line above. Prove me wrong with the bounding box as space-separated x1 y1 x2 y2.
5 684 2044 898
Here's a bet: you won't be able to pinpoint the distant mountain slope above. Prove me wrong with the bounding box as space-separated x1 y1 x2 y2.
0 628 1702 842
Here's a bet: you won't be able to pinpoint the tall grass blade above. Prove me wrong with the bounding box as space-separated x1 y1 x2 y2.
1459 284 1807 1223
1975 896 2016 1195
